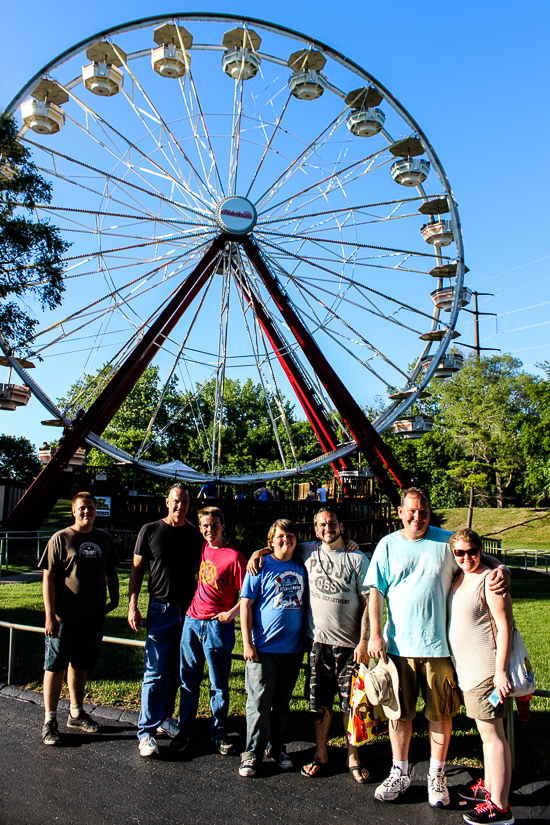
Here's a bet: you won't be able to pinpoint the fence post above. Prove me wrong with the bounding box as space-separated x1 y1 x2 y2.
8 626 15 685
524 553 528 569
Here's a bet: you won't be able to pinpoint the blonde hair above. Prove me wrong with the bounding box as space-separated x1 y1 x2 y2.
449 528 483 552
198 506 225 524
267 518 299 548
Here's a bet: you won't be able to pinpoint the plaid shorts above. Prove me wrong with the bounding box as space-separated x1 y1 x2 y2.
307 642 355 712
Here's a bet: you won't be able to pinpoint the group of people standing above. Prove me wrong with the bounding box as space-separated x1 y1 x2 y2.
38 483 515 825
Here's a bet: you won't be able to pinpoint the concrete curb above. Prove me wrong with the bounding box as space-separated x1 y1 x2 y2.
0 683 139 725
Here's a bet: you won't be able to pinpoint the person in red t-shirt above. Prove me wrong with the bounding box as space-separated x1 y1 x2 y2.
172 507 246 755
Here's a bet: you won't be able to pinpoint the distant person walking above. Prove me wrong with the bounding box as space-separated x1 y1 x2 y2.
316 483 327 503
39 492 119 746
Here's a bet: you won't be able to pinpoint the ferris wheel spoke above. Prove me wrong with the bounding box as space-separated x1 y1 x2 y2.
257 194 435 226
27 239 214 356
107 38 217 208
257 244 413 382
256 228 443 262
227 71 247 197
232 275 293 471
233 252 342 464
244 92 292 199
37 205 205 228
24 137 214 225
135 263 220 461
180 69 225 200
259 151 395 223
60 89 211 216
253 106 348 211
31 157 193 229
279 271 417 381
255 235 439 328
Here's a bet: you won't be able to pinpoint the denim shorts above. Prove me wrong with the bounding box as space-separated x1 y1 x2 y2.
44 617 105 672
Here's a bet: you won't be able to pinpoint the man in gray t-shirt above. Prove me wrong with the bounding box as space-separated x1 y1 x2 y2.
249 506 370 783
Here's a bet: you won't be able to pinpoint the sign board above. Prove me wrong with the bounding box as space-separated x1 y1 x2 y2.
95 496 111 517
95 471 107 481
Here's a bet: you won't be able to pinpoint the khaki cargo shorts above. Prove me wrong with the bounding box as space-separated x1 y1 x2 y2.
388 654 461 722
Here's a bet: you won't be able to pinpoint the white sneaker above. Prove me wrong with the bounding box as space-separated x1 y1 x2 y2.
156 717 179 738
239 756 256 777
427 769 450 807
374 766 411 801
139 734 159 758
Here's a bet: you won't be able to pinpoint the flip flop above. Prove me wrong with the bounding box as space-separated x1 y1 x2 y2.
301 757 327 778
348 764 370 784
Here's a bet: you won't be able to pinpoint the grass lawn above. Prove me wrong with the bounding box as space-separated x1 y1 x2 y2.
1 564 549 776
436 507 550 551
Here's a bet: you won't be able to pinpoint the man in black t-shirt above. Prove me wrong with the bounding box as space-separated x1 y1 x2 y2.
128 484 201 757
39 492 119 746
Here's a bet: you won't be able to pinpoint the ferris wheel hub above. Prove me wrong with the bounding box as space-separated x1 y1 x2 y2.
215 196 257 236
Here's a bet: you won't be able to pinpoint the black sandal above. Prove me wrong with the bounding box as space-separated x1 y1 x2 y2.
301 757 327 778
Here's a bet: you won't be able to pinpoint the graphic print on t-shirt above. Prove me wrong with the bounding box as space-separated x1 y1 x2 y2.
199 558 220 591
79 542 102 558
273 571 304 609
308 553 353 602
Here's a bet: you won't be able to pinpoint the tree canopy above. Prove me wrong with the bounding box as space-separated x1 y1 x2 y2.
0 435 42 481
58 367 324 488
0 112 69 355
376 352 548 515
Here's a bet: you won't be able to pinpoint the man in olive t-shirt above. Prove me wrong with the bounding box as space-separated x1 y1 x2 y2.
39 492 119 746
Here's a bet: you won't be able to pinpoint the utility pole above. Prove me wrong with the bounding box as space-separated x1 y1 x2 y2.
463 292 500 359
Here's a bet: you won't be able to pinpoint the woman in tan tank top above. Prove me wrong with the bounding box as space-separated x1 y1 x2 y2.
448 529 514 825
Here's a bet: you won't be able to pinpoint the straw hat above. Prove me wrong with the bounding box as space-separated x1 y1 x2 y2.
362 658 401 720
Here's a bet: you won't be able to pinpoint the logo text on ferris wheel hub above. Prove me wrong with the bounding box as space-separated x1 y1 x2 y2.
215 196 257 235
221 208 253 220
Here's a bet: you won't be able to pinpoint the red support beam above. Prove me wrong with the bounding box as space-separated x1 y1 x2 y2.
3 235 228 530
232 266 353 476
241 236 411 506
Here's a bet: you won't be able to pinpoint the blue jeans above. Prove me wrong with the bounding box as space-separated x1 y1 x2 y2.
138 599 184 740
243 651 303 759
179 616 235 740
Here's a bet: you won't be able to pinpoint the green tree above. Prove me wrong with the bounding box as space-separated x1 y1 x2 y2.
0 434 41 481
0 112 69 355
435 354 536 523
520 361 550 505
59 364 181 468
58 368 326 485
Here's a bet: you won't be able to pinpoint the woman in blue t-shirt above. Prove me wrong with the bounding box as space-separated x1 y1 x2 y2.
238 519 307 777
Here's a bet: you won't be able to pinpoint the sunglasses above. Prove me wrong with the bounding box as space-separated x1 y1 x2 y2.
454 548 481 558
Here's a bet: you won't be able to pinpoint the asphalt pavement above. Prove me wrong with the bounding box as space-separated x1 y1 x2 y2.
1 686 549 825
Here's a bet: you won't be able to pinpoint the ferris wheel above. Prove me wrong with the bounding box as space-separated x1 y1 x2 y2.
2 13 469 521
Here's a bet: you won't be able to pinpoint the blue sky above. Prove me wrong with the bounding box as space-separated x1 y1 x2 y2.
1 0 549 451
